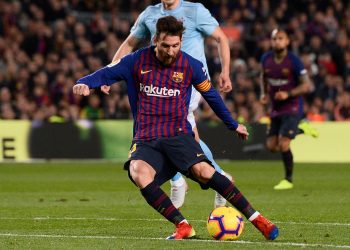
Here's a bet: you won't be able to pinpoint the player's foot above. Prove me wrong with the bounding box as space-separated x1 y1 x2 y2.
214 171 233 208
251 214 279 240
274 179 293 190
166 221 196 240
298 120 319 138
170 177 188 209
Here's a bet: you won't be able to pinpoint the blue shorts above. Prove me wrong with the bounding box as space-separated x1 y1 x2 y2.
268 114 301 139
124 134 211 186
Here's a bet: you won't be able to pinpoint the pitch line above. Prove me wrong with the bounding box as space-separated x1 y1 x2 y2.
0 233 349 249
0 217 349 227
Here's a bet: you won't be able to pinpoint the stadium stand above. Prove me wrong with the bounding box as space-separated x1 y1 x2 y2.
0 0 349 122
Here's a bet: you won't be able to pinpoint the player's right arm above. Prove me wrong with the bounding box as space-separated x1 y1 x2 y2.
260 72 269 105
259 54 269 105
74 56 133 96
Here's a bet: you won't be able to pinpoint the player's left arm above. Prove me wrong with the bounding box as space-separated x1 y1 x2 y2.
290 73 313 97
196 3 231 92
210 27 232 92
195 80 248 140
275 55 313 101
190 60 248 140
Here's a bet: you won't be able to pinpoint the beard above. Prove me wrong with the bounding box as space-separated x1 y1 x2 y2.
163 55 176 65
274 47 285 54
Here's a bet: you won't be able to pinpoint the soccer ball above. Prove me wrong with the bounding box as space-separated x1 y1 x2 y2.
207 206 244 240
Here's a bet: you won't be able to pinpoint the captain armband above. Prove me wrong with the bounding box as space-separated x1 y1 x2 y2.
195 79 212 92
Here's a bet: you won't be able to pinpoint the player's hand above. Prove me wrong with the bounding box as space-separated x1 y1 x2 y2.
274 91 289 101
218 72 232 92
260 94 268 104
101 85 110 95
235 124 249 141
73 84 90 96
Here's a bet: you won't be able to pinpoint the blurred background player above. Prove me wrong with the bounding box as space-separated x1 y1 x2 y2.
100 0 233 207
260 29 313 190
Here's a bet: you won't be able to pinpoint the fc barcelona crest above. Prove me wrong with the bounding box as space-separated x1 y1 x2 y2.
172 72 183 83
282 68 290 76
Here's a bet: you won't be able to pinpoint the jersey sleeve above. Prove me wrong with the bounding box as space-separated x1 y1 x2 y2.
191 59 238 130
291 54 307 76
195 3 219 36
130 9 150 39
289 53 307 86
76 55 133 88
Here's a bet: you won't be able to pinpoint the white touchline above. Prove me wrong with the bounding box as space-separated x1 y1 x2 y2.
0 233 349 249
0 217 349 227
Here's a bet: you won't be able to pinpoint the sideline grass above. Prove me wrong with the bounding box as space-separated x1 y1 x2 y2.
0 161 349 249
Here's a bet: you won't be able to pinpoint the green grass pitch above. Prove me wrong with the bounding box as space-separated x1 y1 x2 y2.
0 161 349 249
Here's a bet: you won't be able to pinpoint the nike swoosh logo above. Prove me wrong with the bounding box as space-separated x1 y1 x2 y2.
196 153 204 157
141 70 152 74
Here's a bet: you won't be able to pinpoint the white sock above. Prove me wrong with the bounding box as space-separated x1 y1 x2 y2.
179 219 189 224
248 211 260 221
170 176 185 187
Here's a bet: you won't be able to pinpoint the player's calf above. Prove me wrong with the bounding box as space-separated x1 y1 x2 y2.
214 171 233 208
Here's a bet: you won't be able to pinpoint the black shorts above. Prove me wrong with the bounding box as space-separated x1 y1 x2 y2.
124 134 210 186
268 114 301 139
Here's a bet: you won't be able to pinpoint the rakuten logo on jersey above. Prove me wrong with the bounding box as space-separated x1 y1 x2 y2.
139 83 180 97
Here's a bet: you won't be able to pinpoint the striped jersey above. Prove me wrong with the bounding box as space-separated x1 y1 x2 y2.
130 0 219 117
261 51 307 117
77 46 238 141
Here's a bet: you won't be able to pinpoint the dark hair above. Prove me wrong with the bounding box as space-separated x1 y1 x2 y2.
156 16 185 38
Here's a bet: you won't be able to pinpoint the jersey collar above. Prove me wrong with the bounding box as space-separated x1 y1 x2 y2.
160 0 183 14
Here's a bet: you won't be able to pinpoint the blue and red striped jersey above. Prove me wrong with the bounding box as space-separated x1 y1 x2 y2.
261 51 307 117
77 46 238 140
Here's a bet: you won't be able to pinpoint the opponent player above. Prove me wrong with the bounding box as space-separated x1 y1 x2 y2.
74 16 279 241
101 0 232 208
260 29 313 190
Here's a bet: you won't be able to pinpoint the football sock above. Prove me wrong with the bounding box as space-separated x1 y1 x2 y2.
248 211 260 221
179 219 189 224
199 140 223 173
282 150 293 182
207 171 256 219
141 181 185 224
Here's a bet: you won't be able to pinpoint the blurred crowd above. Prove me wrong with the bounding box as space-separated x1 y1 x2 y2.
0 0 350 122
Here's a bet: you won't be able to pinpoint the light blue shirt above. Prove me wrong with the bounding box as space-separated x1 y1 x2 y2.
130 0 219 74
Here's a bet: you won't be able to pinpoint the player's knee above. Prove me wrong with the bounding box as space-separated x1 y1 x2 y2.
266 141 279 152
279 138 291 152
191 162 215 182
129 160 152 186
279 142 290 152
129 161 140 182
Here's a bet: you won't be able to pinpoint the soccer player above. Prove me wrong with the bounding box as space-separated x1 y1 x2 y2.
260 29 313 190
74 16 279 241
100 0 233 208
